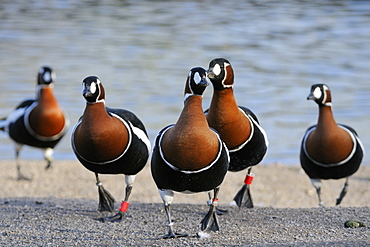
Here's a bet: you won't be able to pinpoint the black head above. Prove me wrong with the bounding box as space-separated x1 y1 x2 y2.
207 58 234 90
307 83 332 106
37 66 56 85
184 67 209 101
82 76 105 103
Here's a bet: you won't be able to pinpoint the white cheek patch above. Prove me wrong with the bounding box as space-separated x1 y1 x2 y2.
193 72 201 84
43 72 51 82
90 82 97 94
213 64 221 76
313 87 322 99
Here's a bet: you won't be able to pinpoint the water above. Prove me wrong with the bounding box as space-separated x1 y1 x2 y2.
0 0 369 166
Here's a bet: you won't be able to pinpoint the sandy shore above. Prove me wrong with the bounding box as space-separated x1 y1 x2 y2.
0 160 369 246
1 160 369 208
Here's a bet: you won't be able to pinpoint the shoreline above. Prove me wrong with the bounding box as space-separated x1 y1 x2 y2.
0 160 369 208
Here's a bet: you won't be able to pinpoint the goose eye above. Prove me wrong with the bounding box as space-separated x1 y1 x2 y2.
213 64 221 76
313 87 322 99
193 72 201 84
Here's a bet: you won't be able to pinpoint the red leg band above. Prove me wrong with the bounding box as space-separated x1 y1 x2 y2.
119 201 130 213
244 173 255 185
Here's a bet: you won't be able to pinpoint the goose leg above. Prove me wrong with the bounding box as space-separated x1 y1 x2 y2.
44 148 54 170
336 177 349 206
158 189 187 239
95 173 115 212
15 144 30 180
200 187 221 232
103 175 135 222
208 191 227 215
233 168 254 208
310 178 323 207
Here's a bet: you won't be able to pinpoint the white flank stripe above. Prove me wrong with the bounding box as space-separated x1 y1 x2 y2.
3 107 27 132
129 122 151 153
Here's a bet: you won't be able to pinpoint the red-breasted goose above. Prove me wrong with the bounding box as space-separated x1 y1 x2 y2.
0 66 69 180
71 76 151 221
151 67 229 238
205 58 268 209
300 84 364 206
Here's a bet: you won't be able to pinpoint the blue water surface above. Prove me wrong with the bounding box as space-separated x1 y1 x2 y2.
0 0 369 166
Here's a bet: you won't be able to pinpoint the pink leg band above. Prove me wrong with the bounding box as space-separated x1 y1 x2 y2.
244 173 255 185
119 201 130 212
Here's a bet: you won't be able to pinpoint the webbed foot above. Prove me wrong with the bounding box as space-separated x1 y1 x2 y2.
201 206 219 232
233 184 253 208
45 161 53 170
95 173 115 212
336 177 349 206
102 211 124 222
201 188 220 232
17 170 31 181
159 230 188 239
216 207 228 215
